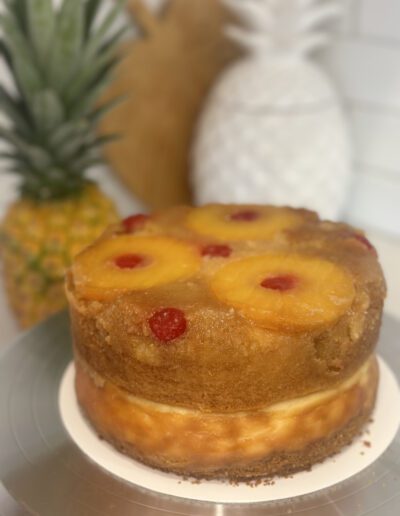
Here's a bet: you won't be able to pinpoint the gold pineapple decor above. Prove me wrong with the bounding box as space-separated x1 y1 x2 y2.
0 0 127 328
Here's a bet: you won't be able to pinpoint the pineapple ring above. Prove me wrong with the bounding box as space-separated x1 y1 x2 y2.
186 205 304 241
72 236 200 300
210 254 355 332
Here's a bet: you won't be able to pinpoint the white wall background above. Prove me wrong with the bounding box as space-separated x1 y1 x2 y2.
317 0 400 236
0 0 399 236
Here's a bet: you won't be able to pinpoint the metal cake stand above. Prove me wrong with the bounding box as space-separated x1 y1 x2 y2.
1 311 400 516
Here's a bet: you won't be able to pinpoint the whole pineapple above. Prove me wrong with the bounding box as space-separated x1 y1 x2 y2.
0 0 126 328
192 0 352 220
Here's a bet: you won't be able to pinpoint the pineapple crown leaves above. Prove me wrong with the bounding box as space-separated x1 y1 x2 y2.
0 0 128 201
222 0 343 57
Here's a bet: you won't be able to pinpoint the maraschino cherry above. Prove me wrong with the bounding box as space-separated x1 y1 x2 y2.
149 308 187 343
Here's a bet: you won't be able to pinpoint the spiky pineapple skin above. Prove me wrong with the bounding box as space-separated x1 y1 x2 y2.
0 0 126 327
0 184 118 328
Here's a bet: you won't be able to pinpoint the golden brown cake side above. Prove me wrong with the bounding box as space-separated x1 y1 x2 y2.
75 352 379 479
67 206 386 413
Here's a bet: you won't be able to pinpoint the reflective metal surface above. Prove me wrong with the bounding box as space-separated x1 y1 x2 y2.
0 311 399 516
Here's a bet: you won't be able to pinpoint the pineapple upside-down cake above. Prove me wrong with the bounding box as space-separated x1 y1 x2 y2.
66 204 385 480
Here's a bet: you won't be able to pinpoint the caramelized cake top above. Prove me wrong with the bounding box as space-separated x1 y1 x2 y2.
67 205 386 412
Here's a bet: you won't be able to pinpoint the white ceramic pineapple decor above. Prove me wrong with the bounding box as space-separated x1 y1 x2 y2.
192 0 352 220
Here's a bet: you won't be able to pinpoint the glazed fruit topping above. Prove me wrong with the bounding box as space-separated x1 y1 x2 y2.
114 254 145 269
122 214 149 233
149 308 187 343
202 244 232 258
211 254 355 331
229 210 260 222
260 274 298 291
